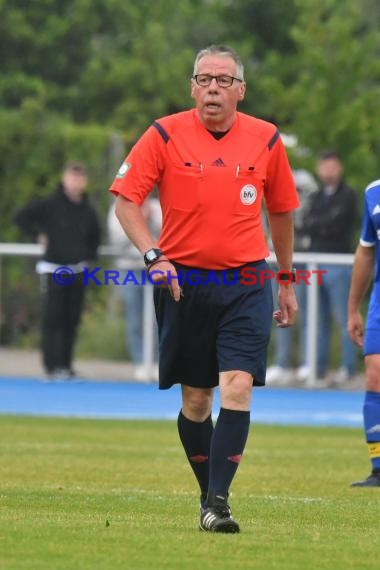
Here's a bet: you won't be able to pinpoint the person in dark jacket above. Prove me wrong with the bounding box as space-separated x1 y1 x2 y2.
306 151 359 384
15 162 101 379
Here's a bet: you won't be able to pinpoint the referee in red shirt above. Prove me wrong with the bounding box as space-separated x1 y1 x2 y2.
110 45 299 533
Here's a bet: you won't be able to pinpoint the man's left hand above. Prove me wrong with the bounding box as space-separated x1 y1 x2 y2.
273 285 298 327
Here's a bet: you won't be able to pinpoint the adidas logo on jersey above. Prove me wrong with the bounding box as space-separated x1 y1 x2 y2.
372 204 380 215
367 424 380 434
212 157 226 167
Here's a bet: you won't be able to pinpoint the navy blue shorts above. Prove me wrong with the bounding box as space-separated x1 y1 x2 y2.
154 260 273 390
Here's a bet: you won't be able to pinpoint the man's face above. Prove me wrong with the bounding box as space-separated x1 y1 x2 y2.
191 55 246 131
62 170 88 201
316 157 343 187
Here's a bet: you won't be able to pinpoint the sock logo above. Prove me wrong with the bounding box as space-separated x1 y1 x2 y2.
227 454 242 464
189 454 208 463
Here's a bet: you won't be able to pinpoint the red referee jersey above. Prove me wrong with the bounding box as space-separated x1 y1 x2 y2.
110 109 299 269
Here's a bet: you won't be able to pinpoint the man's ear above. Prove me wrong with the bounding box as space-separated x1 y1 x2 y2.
190 79 196 100
238 82 246 101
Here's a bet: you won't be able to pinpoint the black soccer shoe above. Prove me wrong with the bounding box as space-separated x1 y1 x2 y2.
199 503 240 533
351 472 380 487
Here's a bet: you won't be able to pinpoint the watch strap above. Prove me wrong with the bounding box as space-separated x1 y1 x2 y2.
143 248 164 267
277 269 296 283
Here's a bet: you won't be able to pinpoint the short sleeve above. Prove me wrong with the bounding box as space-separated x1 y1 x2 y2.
360 192 377 246
109 125 166 205
264 135 299 213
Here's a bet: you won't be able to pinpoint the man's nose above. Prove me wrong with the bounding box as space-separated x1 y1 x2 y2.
208 77 219 91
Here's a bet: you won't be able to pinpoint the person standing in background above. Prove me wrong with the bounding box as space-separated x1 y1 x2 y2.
107 194 161 378
348 178 380 487
306 151 359 384
266 168 318 384
15 162 101 380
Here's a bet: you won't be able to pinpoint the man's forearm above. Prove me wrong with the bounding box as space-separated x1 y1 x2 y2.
115 195 158 254
267 211 294 270
348 244 374 314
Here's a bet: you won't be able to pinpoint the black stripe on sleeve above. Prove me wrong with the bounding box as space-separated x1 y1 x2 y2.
268 129 280 151
152 121 170 143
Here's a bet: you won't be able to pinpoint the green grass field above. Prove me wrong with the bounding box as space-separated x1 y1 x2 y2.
0 415 378 570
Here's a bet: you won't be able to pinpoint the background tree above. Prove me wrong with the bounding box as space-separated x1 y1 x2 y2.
1 0 379 351
0 0 233 242
260 0 380 189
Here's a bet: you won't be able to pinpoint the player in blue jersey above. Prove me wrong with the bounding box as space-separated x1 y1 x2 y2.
347 179 380 487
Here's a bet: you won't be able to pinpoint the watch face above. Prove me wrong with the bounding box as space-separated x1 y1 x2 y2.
144 248 163 266
146 250 157 262
278 270 295 282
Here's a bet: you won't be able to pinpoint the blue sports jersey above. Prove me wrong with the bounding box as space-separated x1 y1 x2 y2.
360 179 380 284
361 179 380 355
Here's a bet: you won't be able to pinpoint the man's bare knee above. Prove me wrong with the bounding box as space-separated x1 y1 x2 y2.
181 385 213 422
219 370 253 411
365 356 380 392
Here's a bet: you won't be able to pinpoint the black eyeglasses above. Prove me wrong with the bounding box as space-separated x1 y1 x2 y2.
193 74 243 88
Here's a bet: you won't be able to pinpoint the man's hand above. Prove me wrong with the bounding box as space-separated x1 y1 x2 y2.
148 258 182 302
347 312 364 347
38 233 48 248
273 285 298 328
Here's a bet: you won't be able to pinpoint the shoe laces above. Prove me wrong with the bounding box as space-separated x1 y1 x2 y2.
212 503 232 518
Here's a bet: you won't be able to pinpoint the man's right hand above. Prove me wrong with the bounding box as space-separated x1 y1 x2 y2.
148 259 182 302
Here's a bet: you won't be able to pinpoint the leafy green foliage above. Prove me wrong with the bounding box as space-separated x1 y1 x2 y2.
260 0 380 188
2 0 380 218
1 0 380 349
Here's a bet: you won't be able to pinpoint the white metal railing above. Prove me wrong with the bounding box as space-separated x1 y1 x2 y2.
267 251 354 387
0 243 354 386
0 243 157 380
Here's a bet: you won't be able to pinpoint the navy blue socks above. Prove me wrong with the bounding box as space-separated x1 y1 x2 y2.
207 407 250 504
177 411 214 500
178 407 251 506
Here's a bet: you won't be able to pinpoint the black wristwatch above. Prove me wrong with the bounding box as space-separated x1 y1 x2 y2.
277 269 296 283
143 248 164 267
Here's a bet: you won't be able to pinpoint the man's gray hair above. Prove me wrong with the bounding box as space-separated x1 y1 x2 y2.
193 45 245 81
